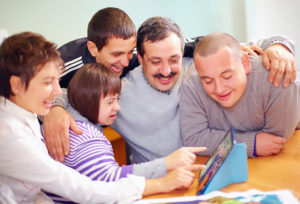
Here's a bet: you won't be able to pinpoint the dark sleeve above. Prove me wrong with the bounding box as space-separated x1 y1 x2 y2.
183 36 204 58
58 38 93 88
120 54 140 78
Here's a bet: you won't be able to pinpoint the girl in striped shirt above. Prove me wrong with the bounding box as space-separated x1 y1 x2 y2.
45 63 204 203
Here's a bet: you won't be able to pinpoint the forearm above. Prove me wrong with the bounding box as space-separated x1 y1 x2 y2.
132 158 167 179
143 178 167 196
52 88 68 108
246 35 295 55
0 141 144 203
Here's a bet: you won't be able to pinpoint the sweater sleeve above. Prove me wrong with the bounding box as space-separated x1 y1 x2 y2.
65 122 134 182
179 69 226 155
243 35 295 55
183 36 204 57
52 88 68 108
260 74 300 140
132 158 167 179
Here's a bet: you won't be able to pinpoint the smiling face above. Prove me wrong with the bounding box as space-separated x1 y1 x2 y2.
88 36 136 76
194 47 250 108
10 61 62 115
97 93 120 125
138 33 183 92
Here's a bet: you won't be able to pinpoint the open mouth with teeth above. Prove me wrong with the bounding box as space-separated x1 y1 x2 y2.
154 72 176 84
110 65 124 74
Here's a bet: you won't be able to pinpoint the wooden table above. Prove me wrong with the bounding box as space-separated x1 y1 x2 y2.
144 130 300 200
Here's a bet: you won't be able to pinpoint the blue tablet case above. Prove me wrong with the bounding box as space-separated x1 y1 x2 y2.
199 132 248 194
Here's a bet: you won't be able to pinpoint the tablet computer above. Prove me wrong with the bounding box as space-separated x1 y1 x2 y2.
197 128 234 194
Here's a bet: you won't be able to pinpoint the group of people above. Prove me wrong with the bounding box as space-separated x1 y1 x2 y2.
0 6 299 204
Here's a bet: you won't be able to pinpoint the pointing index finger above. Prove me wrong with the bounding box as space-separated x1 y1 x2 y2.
186 146 207 154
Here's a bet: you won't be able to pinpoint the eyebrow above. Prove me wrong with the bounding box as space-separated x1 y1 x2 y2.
111 51 125 55
149 54 181 60
103 95 119 100
42 76 55 80
199 69 232 80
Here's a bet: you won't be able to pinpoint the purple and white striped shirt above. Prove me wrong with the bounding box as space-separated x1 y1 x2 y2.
44 121 133 203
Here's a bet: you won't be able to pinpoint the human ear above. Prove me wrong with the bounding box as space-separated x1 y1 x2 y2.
137 53 144 65
87 41 98 57
241 53 251 74
10 75 24 95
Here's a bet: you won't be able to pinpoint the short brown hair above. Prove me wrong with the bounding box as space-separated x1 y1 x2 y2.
88 7 136 51
137 16 184 57
194 32 241 58
67 63 121 124
0 32 63 99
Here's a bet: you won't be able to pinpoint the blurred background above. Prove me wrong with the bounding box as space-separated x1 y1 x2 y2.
0 0 299 69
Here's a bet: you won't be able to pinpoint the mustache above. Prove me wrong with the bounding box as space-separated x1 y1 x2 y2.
154 72 177 78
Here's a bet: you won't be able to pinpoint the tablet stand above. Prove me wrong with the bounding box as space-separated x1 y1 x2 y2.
200 141 248 194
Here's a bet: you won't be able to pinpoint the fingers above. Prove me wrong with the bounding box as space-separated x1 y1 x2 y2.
61 124 70 156
185 146 207 154
282 62 292 88
246 48 257 57
70 117 83 135
251 45 264 55
240 45 262 57
42 106 72 161
263 44 296 88
268 57 280 85
54 132 65 162
43 125 55 158
175 165 206 188
184 164 206 171
262 53 271 71
291 61 297 82
273 136 286 145
272 60 285 87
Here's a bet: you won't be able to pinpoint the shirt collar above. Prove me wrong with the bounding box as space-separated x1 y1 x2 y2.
0 97 41 138
0 97 37 122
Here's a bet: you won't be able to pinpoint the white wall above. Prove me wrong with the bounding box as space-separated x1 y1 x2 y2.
0 0 246 46
245 0 300 70
0 0 298 71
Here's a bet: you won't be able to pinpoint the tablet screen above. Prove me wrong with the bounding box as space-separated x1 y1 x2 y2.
197 128 234 194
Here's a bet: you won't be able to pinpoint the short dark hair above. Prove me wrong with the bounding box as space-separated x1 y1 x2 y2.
87 7 136 51
67 63 121 124
136 16 184 57
194 32 241 58
0 32 63 99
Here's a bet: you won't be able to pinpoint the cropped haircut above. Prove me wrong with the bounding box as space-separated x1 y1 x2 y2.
137 16 185 57
0 32 63 99
67 63 121 124
87 7 136 51
194 32 242 59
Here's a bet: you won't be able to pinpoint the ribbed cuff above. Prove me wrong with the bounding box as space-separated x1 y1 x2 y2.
132 158 167 179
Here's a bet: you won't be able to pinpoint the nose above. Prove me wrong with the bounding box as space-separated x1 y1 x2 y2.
114 101 121 112
54 80 62 96
160 62 171 76
214 79 224 94
120 55 130 67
